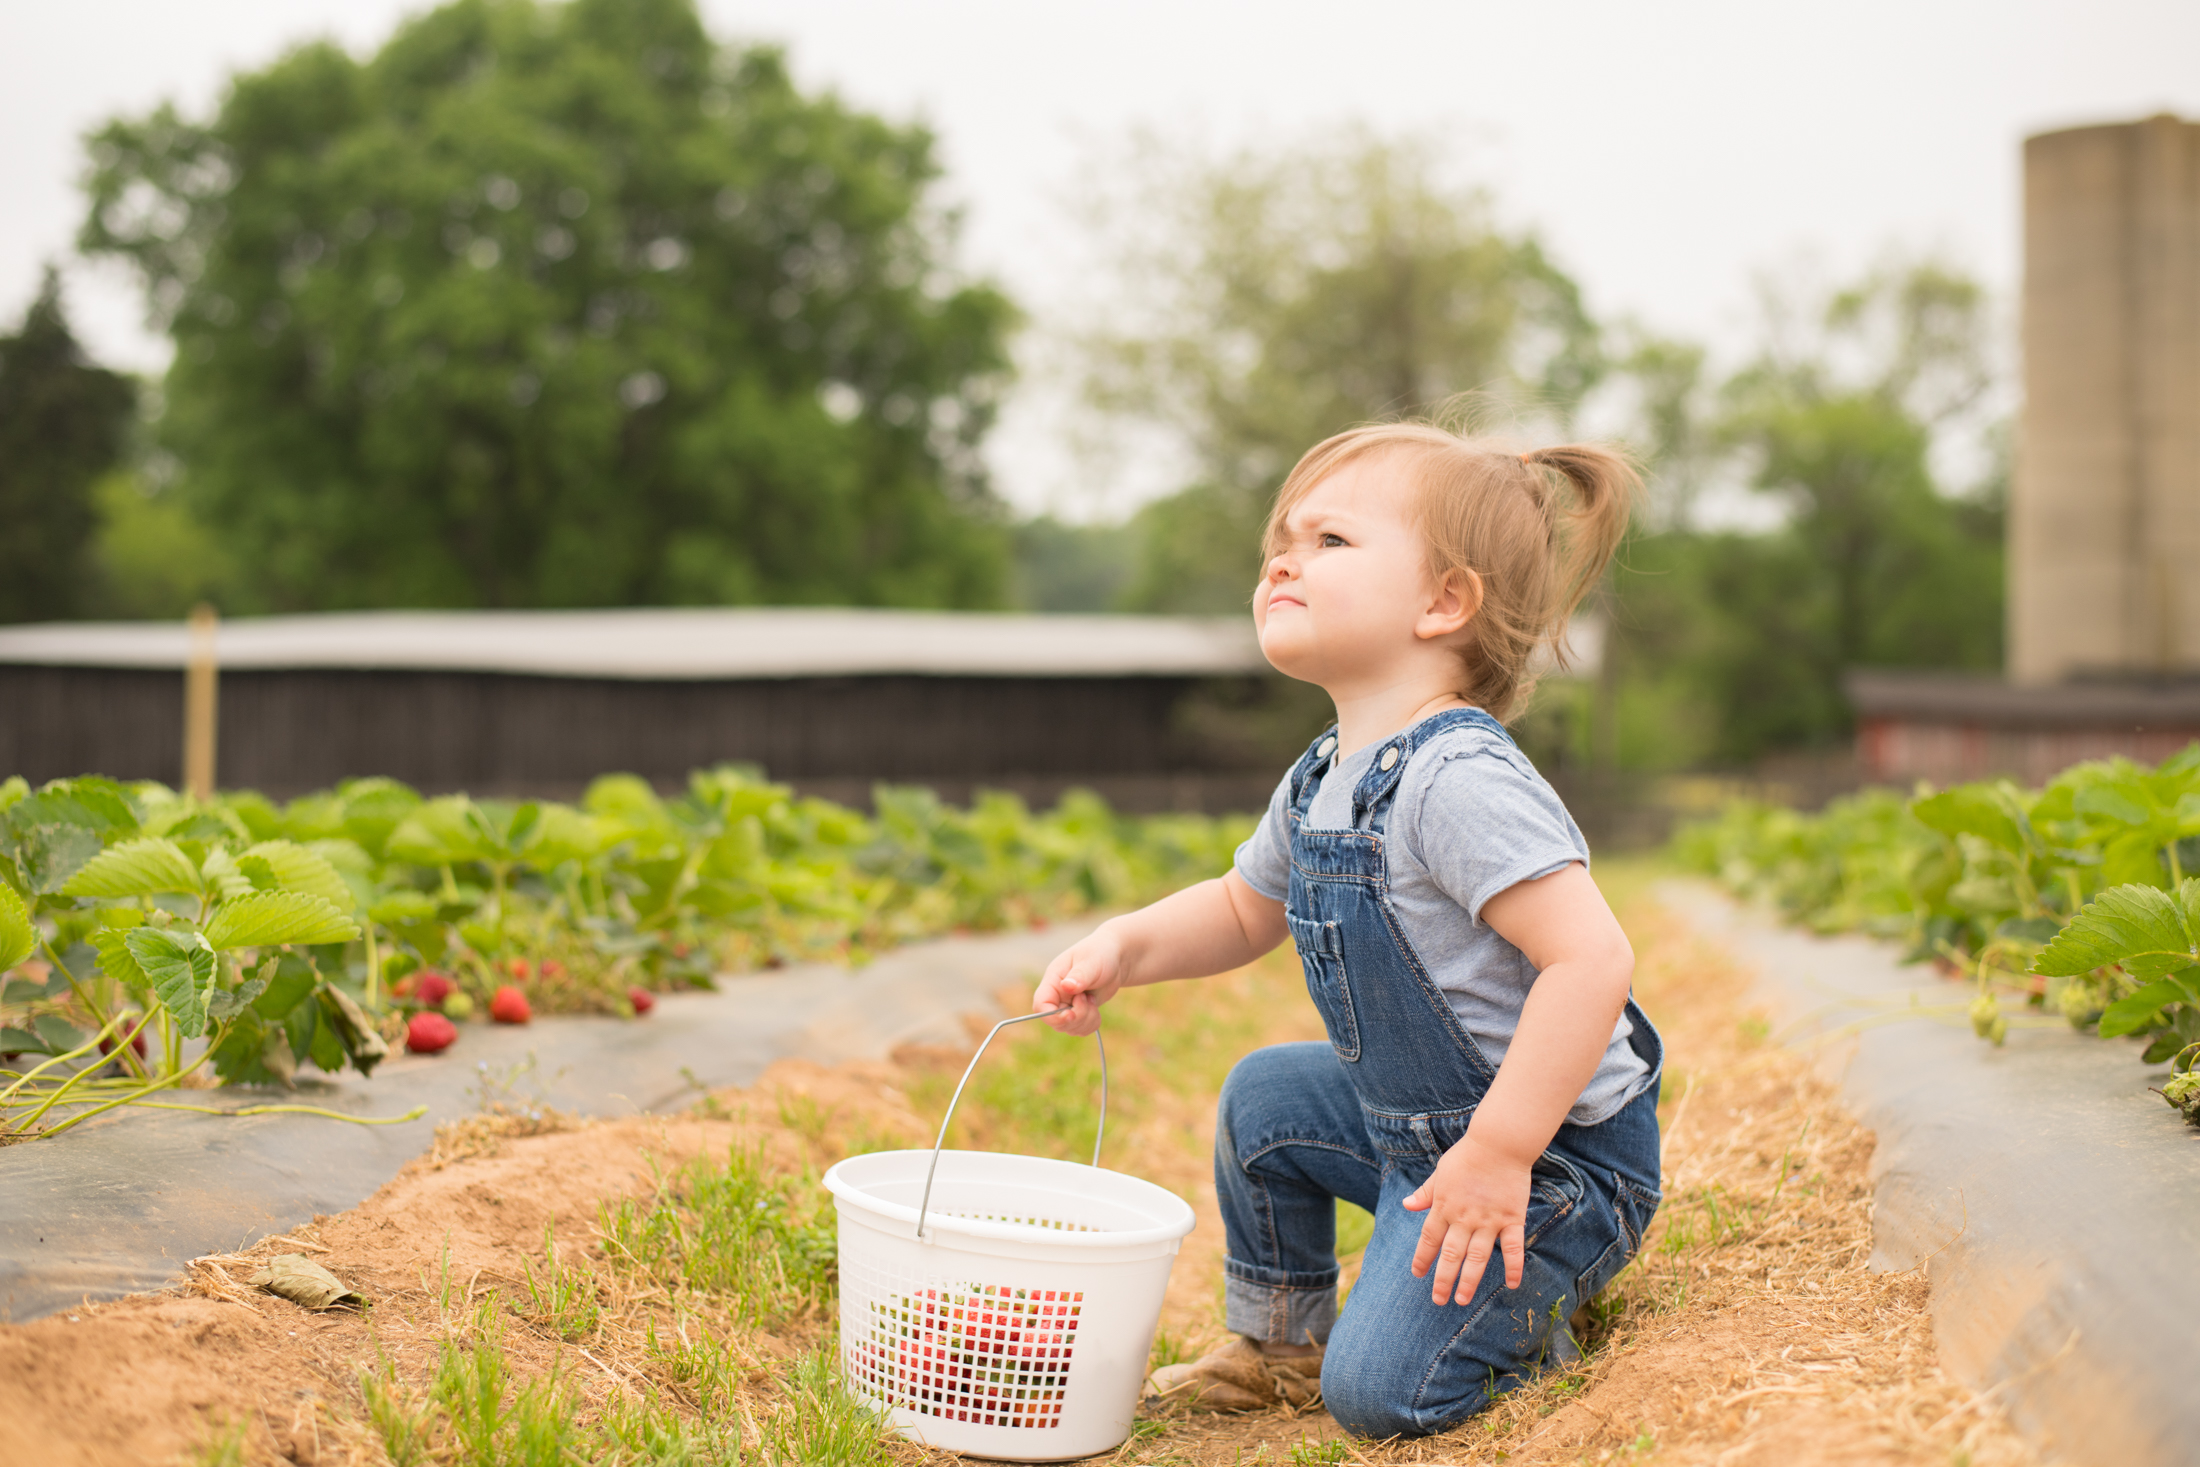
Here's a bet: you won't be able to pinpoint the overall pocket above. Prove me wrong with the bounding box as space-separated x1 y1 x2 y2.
1573 1173 1659 1304
1285 912 1361 1062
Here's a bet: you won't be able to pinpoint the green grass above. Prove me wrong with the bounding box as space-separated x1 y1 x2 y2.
519 1223 602 1341
362 1299 890 1467
189 1419 251 1467
1334 1199 1374 1258
597 1143 836 1327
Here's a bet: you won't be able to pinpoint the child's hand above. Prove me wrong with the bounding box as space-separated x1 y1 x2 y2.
1401 1131 1532 1304
1032 927 1127 1036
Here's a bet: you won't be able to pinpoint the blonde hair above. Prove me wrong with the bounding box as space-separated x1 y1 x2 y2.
1261 421 1638 721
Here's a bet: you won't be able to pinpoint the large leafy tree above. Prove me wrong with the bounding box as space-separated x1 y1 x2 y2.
1606 263 2006 765
0 272 137 623
1070 132 1597 613
80 0 1016 611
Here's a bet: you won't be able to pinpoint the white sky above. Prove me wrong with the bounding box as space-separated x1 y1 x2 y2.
4 0 2196 519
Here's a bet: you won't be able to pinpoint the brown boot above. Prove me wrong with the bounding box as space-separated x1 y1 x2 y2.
1144 1337 1323 1412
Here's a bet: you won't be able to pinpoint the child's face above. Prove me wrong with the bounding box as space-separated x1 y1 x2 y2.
1253 455 1467 690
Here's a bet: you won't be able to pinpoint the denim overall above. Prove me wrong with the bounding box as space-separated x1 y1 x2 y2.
1214 708 1665 1438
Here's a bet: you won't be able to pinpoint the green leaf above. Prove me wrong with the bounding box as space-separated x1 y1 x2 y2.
33 1013 82 1054
206 1007 269 1084
383 796 502 866
2098 977 2193 1038
125 927 217 1037
1911 785 2030 855
519 804 606 869
39 778 143 836
334 778 422 859
2074 782 2151 828
199 846 255 902
2032 883 2198 978
206 972 271 1024
0 883 34 972
252 954 317 1019
305 1003 346 1073
202 891 360 950
367 890 441 925
282 984 318 1061
61 838 204 899
2 805 103 896
2098 829 2170 889
239 840 354 908
90 928 152 991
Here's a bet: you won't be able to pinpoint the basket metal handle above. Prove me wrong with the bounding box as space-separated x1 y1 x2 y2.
914 1004 1106 1242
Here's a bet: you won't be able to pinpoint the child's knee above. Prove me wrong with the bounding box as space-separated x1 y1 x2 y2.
1319 1340 1486 1440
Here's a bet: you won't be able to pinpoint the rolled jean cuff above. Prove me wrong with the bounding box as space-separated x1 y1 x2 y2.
1223 1257 1339 1347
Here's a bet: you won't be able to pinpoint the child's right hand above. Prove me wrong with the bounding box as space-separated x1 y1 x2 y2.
1033 925 1126 1036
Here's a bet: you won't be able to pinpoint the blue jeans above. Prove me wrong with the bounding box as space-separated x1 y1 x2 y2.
1216 1043 1662 1438
1222 709 1664 1439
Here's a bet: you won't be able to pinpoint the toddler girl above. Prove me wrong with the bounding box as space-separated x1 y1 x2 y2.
1033 421 1662 1439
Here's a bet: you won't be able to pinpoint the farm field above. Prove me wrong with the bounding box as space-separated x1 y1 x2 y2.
1680 748 2200 1121
0 769 1249 1141
0 860 2033 1467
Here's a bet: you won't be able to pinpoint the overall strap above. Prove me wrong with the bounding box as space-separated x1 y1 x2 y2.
1285 725 1343 817
1350 706 1516 831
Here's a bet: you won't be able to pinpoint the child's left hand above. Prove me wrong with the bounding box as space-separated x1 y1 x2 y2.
1401 1132 1532 1305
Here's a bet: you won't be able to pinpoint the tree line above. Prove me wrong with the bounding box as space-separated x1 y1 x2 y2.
1 0 2002 770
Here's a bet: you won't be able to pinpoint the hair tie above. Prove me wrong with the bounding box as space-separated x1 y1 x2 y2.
1519 451 1534 466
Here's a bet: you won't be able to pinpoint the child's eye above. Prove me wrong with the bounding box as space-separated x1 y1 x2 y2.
1319 533 1346 548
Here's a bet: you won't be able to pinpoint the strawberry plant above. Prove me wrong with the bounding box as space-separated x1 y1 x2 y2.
1677 745 2200 1122
0 777 406 1137
1 766 1253 1139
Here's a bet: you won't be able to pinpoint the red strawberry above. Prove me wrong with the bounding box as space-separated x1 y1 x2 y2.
405 1012 458 1053
411 970 456 1007
390 974 416 999
504 957 532 981
541 959 566 979
99 1023 149 1062
489 985 532 1024
627 985 655 1016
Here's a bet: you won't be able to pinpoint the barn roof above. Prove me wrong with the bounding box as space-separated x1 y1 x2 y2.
1845 669 2200 727
0 608 1268 681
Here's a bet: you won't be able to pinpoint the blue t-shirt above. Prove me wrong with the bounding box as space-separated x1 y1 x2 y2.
1233 719 1651 1125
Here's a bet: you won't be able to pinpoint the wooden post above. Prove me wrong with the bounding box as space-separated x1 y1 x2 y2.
183 603 219 800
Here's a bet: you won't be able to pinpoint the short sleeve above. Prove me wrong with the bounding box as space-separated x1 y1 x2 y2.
1232 770 1296 903
1398 734 1589 923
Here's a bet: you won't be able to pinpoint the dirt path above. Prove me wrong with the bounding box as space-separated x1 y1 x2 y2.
0 867 2035 1466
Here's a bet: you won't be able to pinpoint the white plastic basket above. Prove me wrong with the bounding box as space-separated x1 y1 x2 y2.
822 1009 1195 1462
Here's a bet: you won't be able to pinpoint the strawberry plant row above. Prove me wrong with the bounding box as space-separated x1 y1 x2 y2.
1676 745 2200 1122
0 767 1251 1139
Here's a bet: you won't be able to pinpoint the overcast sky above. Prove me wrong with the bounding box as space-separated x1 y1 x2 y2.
4 0 2195 516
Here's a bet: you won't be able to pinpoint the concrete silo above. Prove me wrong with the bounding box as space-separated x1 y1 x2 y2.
2011 114 2200 684
1850 115 2200 784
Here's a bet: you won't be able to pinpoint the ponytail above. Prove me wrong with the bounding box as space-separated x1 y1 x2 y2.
1264 425 1640 720
1521 442 1637 638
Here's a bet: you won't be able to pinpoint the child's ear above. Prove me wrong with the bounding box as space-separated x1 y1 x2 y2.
1417 568 1482 641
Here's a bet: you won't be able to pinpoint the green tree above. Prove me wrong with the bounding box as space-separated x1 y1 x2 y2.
1606 262 2005 766
80 0 1016 612
1072 132 1598 612
0 271 137 623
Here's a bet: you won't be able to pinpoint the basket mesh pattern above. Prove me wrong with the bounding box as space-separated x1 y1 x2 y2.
847 1273 1084 1431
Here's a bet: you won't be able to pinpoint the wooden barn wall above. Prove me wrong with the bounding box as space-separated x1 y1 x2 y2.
0 666 1278 812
